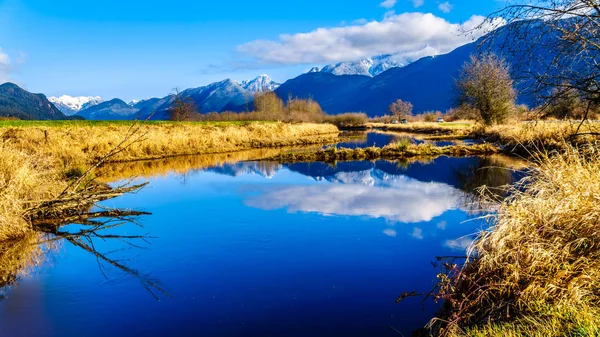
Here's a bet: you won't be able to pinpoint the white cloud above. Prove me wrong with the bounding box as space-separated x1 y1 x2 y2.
438 1 453 13
380 0 397 9
237 13 497 66
411 0 425 8
244 176 463 223
0 48 12 83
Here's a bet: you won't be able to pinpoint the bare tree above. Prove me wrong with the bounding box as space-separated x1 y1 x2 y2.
545 85 585 119
480 0 600 124
253 91 284 114
169 88 197 121
388 99 413 119
456 53 517 125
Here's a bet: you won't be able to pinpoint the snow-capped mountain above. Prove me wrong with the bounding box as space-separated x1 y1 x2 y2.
128 99 140 107
240 74 280 94
316 54 408 77
48 95 102 116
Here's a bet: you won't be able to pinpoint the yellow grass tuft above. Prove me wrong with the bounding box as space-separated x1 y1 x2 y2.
474 121 600 155
433 147 600 336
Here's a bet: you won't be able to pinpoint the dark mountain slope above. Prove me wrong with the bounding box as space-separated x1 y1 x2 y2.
275 73 371 112
0 83 68 120
77 98 139 120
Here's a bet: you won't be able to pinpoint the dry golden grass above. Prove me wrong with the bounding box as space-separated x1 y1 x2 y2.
433 148 600 336
370 120 600 156
473 121 600 155
0 122 339 240
0 145 66 241
369 122 475 135
268 142 500 163
1 122 338 168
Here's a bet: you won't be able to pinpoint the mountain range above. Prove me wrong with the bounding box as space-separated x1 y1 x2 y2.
75 75 281 120
0 20 564 120
310 54 407 77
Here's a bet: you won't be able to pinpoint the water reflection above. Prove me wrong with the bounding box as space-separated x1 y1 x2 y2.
244 176 463 223
95 146 319 181
336 131 473 149
1 210 165 302
0 154 529 337
0 234 50 299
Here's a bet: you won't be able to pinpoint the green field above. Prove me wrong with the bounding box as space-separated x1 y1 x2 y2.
0 120 275 128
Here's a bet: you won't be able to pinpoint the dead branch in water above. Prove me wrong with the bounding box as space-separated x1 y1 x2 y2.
35 212 168 300
24 182 149 224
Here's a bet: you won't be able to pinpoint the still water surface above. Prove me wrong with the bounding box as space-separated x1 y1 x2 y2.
336 131 475 149
0 156 522 337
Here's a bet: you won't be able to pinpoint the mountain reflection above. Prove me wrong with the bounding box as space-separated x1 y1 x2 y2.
201 155 524 193
201 156 525 226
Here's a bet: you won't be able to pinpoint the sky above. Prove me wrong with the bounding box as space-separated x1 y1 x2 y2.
0 0 507 102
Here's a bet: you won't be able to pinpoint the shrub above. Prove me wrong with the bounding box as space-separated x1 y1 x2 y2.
456 53 517 125
324 113 368 128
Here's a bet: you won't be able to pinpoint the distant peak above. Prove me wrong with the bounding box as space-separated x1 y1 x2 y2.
240 74 280 94
48 94 103 115
314 54 407 77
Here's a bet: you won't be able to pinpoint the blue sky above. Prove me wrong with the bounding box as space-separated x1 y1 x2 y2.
0 0 505 101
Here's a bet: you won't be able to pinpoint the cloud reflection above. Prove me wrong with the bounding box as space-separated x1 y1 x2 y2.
383 229 397 237
444 237 475 251
245 176 464 224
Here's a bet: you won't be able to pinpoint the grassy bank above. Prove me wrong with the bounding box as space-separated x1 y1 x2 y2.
371 121 600 156
473 121 600 155
369 122 475 135
266 142 500 163
0 121 339 241
2 121 338 166
429 149 600 336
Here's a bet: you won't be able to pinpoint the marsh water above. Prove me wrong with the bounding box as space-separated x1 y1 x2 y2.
336 131 479 149
0 136 525 337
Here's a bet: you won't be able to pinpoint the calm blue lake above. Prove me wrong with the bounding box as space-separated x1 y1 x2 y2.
0 156 521 337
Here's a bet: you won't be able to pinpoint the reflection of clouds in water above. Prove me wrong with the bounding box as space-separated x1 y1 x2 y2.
383 229 397 237
411 228 424 240
245 176 463 224
444 237 475 251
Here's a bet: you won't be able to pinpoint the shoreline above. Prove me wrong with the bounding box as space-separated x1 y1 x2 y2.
0 121 340 241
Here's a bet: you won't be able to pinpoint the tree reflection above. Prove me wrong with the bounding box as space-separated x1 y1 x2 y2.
455 156 527 201
1 208 168 301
